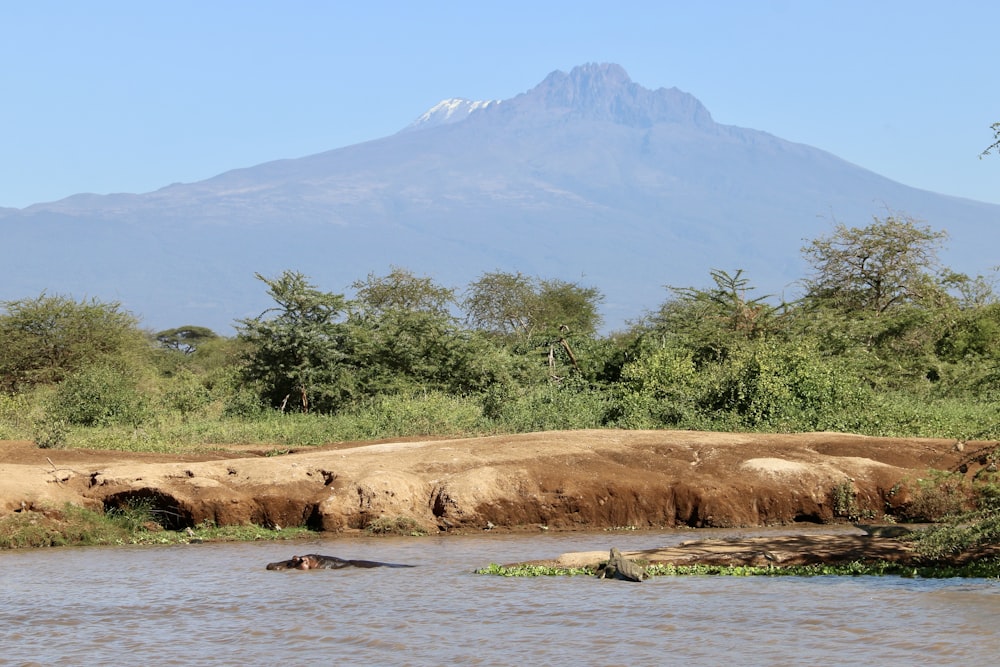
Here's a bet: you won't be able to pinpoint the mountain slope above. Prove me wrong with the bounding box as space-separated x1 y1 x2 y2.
4 63 998 333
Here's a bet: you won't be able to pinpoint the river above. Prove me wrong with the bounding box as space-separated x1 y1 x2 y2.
1 528 998 666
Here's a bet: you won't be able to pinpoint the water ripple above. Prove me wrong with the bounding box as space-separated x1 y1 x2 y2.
2 533 999 665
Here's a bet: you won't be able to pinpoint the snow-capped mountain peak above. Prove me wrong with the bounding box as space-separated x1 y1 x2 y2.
402 98 500 131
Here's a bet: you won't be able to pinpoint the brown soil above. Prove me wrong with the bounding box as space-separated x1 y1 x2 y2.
2 430 986 539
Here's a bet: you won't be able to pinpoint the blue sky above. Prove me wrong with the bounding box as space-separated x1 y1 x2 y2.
2 1 997 209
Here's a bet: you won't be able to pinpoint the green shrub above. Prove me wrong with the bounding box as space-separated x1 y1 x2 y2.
699 340 868 431
907 470 974 522
613 345 699 428
0 391 34 439
343 391 485 439
47 363 149 427
160 369 212 418
485 380 609 432
32 417 68 449
222 384 266 420
366 516 427 536
831 479 861 521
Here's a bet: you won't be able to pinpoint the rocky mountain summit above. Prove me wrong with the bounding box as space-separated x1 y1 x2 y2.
5 63 997 333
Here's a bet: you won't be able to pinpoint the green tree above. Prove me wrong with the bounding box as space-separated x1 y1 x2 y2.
462 272 603 379
236 271 351 413
463 272 603 338
643 269 782 364
0 293 146 391
797 215 964 389
351 266 456 318
801 214 948 316
349 268 517 396
534 278 604 337
462 271 537 337
154 326 219 355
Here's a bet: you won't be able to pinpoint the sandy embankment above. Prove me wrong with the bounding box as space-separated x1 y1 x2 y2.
0 430 977 542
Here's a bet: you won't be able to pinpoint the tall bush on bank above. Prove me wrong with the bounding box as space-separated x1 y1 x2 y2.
347 267 537 401
795 214 982 393
613 336 868 431
697 339 868 431
0 293 148 391
46 361 150 428
482 376 610 432
613 343 700 428
236 271 354 413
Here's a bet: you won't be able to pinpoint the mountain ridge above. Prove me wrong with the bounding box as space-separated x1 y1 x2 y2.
5 63 998 334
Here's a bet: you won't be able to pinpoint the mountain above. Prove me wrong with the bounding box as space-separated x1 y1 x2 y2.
402 98 501 131
3 63 998 334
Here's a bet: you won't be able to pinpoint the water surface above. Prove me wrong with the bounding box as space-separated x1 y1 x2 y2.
2 529 997 666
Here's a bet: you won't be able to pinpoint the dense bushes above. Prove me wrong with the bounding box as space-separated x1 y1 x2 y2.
46 362 149 428
0 216 997 451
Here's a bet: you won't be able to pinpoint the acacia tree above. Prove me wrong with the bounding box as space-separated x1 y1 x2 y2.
982 122 1000 158
646 269 781 364
351 266 455 318
801 214 948 316
462 271 604 379
462 271 603 338
462 271 537 337
347 267 486 395
797 215 964 388
236 271 351 413
154 326 218 355
0 293 145 391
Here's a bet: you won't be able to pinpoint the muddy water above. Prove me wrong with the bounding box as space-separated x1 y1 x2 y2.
2 529 998 666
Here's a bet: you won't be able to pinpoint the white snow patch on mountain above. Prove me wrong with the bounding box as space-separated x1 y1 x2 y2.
402 98 500 131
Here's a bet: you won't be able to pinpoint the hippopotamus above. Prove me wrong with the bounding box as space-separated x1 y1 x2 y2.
266 554 415 570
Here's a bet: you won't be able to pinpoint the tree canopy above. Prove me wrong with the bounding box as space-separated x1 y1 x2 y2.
463 271 603 338
236 271 351 413
0 293 144 391
154 326 219 355
801 214 948 315
351 266 456 318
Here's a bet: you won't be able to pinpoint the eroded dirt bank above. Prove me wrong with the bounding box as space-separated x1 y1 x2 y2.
0 430 984 536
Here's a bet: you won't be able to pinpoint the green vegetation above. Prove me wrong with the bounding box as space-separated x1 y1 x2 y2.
3 214 1000 554
476 562 596 577
3 216 999 450
0 503 312 549
476 559 1000 579
365 515 428 536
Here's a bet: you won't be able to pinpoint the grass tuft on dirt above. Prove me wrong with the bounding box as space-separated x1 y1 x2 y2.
0 503 315 549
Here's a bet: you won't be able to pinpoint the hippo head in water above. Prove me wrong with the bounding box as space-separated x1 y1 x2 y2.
266 554 414 570
266 555 315 570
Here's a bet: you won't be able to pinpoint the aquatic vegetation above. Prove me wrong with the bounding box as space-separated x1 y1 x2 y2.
476 563 596 577
477 559 1000 579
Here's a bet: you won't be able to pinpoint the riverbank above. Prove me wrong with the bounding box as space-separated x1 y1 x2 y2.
0 430 981 537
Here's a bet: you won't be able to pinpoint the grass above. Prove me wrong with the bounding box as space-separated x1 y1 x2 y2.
11 391 496 454
5 378 1000 455
365 515 428 536
0 503 314 549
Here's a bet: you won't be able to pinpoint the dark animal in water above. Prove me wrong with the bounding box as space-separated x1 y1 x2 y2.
595 547 646 582
266 554 415 570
